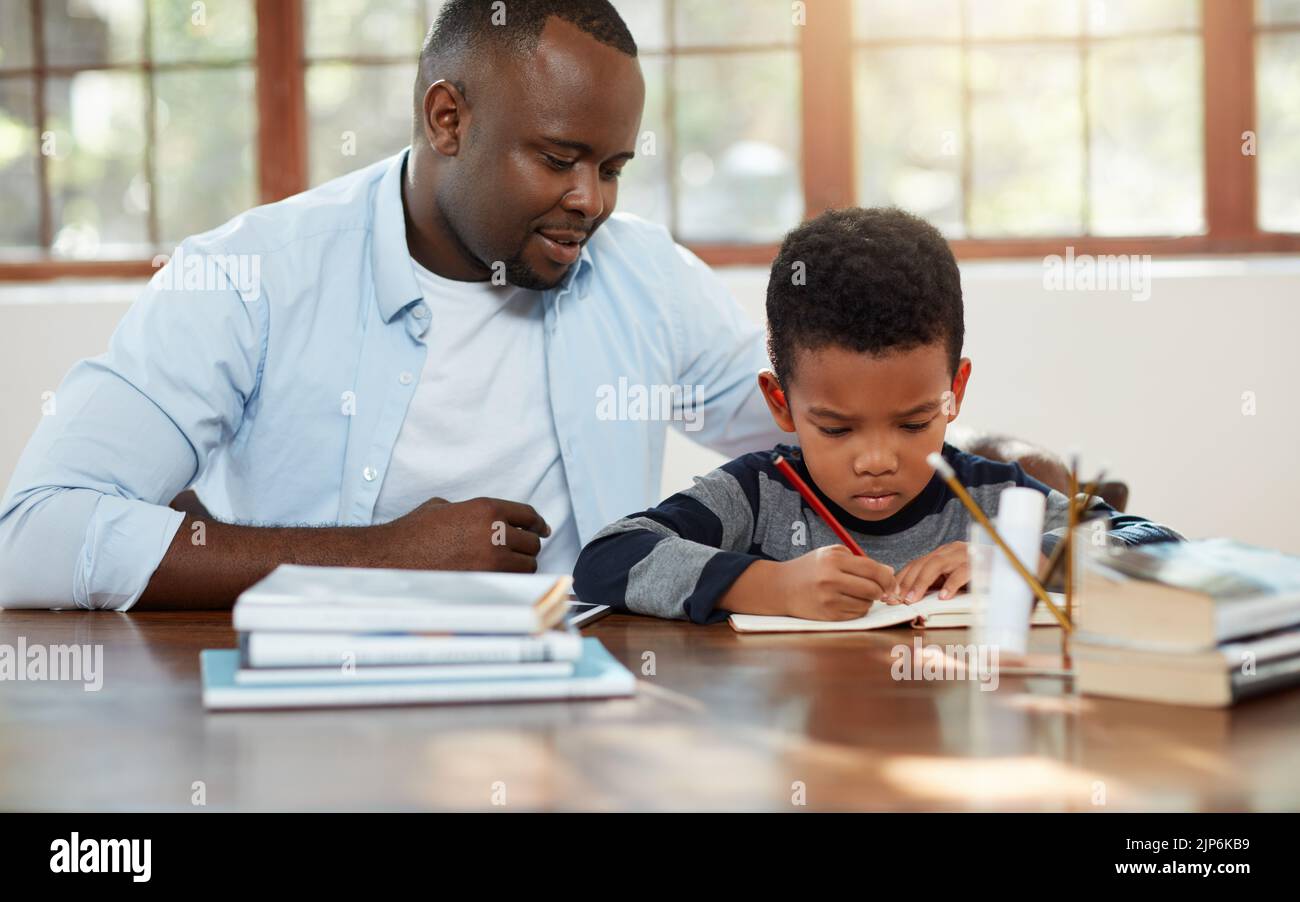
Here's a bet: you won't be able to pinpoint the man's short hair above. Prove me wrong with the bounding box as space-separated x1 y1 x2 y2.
418 0 637 96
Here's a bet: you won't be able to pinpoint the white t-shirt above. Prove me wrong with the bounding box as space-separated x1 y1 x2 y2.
372 258 581 575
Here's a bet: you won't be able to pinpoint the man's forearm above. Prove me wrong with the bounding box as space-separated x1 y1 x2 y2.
135 516 387 610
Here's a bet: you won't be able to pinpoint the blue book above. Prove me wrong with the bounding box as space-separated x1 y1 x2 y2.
201 638 635 711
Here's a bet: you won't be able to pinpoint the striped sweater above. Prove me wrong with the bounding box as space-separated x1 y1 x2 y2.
573 442 1183 624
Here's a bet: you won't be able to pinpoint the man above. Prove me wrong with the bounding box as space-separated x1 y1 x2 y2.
0 0 782 611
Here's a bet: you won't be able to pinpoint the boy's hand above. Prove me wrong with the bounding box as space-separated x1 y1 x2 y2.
893 541 970 603
894 543 1051 603
776 545 895 621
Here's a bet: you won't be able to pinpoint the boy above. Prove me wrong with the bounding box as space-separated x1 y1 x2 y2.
573 208 1182 623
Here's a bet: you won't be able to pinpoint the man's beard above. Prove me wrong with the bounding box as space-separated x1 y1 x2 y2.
502 245 566 292
435 191 569 291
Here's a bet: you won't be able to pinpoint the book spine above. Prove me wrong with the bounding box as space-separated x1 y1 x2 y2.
245 633 582 668
233 605 540 635
234 661 576 685
207 674 630 710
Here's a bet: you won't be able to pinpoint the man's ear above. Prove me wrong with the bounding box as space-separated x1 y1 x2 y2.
422 79 468 156
945 358 973 421
757 370 797 433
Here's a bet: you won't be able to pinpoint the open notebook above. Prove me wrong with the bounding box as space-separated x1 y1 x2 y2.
729 591 1069 633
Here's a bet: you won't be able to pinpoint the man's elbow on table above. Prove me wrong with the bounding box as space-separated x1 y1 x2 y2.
0 486 94 609
0 486 180 611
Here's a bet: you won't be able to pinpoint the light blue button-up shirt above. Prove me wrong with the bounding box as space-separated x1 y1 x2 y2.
0 148 783 610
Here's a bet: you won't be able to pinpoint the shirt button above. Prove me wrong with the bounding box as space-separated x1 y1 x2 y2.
399 371 413 385
362 466 377 482
413 306 429 319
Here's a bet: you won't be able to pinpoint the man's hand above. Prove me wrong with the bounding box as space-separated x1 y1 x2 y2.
773 545 895 621
369 496 551 572
136 494 553 611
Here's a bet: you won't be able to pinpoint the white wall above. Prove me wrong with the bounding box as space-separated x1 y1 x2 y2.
4 257 1300 554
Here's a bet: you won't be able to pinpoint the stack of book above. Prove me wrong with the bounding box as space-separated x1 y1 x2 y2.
1074 539 1300 706
200 564 635 710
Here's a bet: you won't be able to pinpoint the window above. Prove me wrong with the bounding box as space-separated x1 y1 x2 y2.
0 0 1296 280
303 0 444 186
610 0 803 244
0 0 257 261
1256 0 1300 231
853 0 1205 238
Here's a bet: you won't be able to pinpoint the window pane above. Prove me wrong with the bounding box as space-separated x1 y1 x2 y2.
1086 0 1199 35
673 0 797 47
1257 0 1300 25
0 3 34 70
1258 33 1300 232
306 0 425 59
46 71 150 258
611 0 667 53
854 48 963 235
0 78 41 250
613 56 670 226
853 0 961 41
966 0 1081 38
155 67 257 245
673 51 802 242
968 46 1083 236
1088 37 1203 235
307 63 415 185
43 0 146 68
150 0 254 64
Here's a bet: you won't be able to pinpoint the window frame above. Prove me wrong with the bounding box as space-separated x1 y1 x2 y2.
0 0 267 280
1 0 1296 282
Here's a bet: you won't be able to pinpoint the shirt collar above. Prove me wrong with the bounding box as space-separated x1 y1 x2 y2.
371 147 422 324
549 241 595 303
371 146 597 321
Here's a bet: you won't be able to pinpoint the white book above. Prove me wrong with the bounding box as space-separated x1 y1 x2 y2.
918 592 1070 629
729 591 1068 633
233 565 571 634
243 629 583 668
201 638 634 711
234 660 575 685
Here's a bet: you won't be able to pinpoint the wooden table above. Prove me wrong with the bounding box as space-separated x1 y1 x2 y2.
1 609 1296 811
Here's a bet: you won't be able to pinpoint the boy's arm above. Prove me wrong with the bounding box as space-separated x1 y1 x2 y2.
573 460 895 623
573 465 763 624
1031 472 1185 553
893 463 1182 603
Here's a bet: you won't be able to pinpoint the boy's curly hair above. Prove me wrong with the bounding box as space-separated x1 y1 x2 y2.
765 207 964 388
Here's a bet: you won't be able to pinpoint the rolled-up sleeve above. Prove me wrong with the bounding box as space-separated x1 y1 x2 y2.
667 243 786 458
0 239 268 610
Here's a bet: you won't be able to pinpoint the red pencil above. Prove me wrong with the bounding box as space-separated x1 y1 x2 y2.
771 453 866 557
